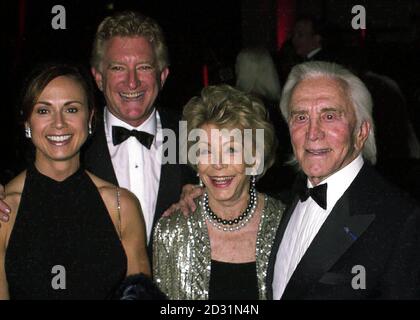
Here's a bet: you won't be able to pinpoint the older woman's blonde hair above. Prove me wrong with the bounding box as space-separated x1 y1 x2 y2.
182 84 277 178
91 11 169 73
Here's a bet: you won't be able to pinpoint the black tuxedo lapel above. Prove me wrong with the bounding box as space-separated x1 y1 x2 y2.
153 160 179 223
266 196 299 299
282 193 375 299
281 165 376 299
82 112 118 185
266 173 305 299
152 107 190 227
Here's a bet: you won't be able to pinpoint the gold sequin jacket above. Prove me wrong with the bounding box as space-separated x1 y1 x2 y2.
153 195 285 300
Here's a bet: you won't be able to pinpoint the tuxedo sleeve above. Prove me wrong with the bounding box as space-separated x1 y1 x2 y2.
381 207 420 299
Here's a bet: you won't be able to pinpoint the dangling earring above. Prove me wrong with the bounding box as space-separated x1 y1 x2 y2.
197 173 204 188
25 126 32 139
88 123 92 135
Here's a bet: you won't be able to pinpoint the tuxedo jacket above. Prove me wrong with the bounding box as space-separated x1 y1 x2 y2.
267 164 420 299
82 107 196 237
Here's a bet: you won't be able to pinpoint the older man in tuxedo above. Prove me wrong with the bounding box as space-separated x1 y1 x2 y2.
266 61 420 299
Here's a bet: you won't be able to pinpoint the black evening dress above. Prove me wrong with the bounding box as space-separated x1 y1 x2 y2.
5 163 127 299
208 259 258 300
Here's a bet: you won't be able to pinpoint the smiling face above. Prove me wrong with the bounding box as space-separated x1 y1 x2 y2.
92 36 169 127
197 124 250 206
288 76 369 185
27 76 91 168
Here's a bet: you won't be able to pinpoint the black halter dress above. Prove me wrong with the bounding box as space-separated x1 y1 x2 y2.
5 163 127 299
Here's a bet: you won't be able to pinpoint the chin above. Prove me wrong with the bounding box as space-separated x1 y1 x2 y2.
50 154 78 162
207 188 235 202
42 147 79 161
303 166 325 178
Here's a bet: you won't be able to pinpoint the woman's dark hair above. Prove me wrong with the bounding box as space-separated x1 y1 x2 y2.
20 62 96 122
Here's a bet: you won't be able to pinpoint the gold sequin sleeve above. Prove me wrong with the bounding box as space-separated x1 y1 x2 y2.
152 215 173 297
152 205 211 300
256 195 285 299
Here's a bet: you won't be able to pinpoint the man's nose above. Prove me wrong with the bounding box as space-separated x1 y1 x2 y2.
307 118 324 141
128 69 140 89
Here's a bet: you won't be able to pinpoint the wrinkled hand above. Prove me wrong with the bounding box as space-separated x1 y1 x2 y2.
163 184 204 217
0 184 11 225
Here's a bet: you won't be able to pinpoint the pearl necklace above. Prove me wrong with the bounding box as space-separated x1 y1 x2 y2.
201 185 258 232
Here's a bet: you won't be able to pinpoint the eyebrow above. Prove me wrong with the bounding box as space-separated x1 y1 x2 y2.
107 60 155 66
290 106 342 114
35 100 84 106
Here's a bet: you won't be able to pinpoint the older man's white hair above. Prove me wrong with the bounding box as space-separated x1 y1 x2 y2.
280 61 377 164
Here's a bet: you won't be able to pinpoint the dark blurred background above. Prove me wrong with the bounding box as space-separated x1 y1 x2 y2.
2 0 420 199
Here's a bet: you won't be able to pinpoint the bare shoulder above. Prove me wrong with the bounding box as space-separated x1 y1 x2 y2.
86 171 119 204
5 171 26 196
4 171 27 213
1 171 26 240
86 171 141 215
86 171 114 190
115 188 142 218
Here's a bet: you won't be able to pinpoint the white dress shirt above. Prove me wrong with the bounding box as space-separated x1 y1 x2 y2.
104 108 163 243
307 47 322 60
272 155 364 299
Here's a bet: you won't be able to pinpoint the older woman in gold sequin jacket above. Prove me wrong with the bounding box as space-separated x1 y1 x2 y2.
153 85 285 300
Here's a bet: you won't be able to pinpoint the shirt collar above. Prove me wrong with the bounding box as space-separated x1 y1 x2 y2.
307 47 322 59
308 154 364 211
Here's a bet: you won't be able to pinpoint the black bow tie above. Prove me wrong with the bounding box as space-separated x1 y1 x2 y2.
112 126 154 149
298 183 328 210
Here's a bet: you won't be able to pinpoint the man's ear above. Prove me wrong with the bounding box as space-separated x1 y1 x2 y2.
354 120 370 151
91 67 104 92
159 67 169 89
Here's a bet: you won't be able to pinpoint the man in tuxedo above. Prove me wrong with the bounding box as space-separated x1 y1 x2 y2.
0 11 195 246
86 11 195 244
292 16 332 62
266 61 420 299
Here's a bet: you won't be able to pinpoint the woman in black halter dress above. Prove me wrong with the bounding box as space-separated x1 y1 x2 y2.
0 64 151 299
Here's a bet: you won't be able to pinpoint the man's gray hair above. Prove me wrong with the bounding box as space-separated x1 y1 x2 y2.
280 61 376 164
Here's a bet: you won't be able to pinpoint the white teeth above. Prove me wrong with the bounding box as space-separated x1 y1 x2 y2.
120 92 143 99
212 176 233 182
46 135 71 142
